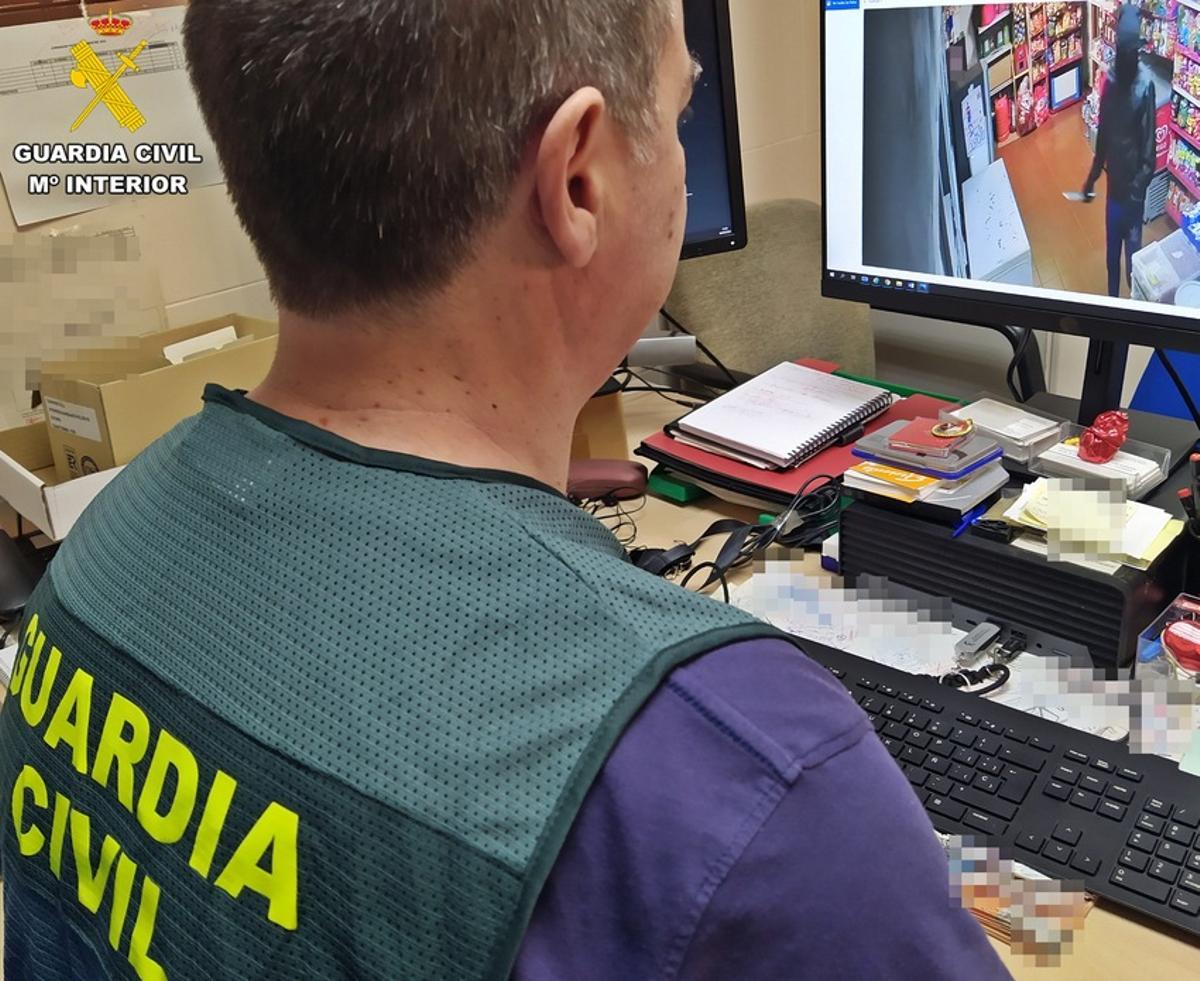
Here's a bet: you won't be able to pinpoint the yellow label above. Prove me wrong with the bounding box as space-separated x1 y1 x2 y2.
851 461 939 490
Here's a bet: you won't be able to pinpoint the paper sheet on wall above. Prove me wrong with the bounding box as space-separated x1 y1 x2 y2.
0 6 222 227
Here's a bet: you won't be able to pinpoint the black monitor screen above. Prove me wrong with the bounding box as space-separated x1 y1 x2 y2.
682 0 747 258
821 0 1200 354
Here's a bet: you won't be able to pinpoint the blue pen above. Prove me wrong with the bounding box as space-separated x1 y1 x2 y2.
952 504 990 539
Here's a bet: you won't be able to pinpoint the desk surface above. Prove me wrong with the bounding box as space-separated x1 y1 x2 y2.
619 391 1200 979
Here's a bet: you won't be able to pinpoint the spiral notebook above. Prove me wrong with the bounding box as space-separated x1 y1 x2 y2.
673 362 894 470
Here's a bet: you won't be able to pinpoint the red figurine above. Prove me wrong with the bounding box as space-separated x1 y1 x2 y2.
1079 410 1130 464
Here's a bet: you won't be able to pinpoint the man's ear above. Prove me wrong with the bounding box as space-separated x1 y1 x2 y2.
533 87 609 269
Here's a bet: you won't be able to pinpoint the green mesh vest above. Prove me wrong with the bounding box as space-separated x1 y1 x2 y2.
0 386 787 980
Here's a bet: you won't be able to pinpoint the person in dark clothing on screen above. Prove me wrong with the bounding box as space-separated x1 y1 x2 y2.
1083 3 1158 297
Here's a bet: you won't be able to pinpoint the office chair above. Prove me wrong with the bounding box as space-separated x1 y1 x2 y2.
666 198 876 378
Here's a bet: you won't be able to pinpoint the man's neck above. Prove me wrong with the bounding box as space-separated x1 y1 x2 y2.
250 300 586 492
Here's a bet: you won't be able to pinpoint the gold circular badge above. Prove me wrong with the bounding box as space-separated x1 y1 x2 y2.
932 420 974 439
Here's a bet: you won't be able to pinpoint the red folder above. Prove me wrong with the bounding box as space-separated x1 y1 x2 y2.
637 391 958 507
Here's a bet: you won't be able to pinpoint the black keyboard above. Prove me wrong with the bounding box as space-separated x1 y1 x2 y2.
804 641 1200 940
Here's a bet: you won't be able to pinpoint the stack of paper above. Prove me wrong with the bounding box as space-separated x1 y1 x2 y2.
1035 440 1165 498
947 399 1063 464
1003 479 1183 571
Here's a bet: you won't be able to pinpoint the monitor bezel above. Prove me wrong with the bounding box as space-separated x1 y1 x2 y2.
681 0 749 261
818 3 1200 357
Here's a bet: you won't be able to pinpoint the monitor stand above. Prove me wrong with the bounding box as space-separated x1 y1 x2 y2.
1025 338 1199 479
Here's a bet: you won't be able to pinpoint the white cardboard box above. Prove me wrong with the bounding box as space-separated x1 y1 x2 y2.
0 420 121 542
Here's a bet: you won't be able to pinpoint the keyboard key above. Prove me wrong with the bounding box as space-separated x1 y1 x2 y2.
908 768 928 788
977 756 1003 776
927 795 966 822
870 716 886 733
921 699 943 714
1098 800 1127 822
900 691 921 705
973 773 1000 794
1052 823 1083 846
950 784 1017 821
1044 780 1071 801
1017 832 1043 852
1150 860 1179 885
950 727 976 748
957 712 978 725
884 722 909 740
881 737 903 758
1170 891 1200 917
1091 758 1114 773
1065 749 1089 764
1188 854 1200 873
925 755 951 775
928 720 953 738
901 746 928 768
1070 789 1099 812
974 735 1003 757
963 810 1006 835
1158 841 1187 865
1071 854 1100 877
928 738 952 756
904 711 930 730
830 667 845 679
1042 841 1072 864
1000 744 1046 772
882 703 906 721
1029 736 1054 753
949 763 976 783
1106 783 1134 805
1120 848 1150 872
951 747 978 766
906 731 932 749
1145 798 1172 818
1117 767 1143 783
861 696 882 715
980 720 1004 734
1080 774 1106 794
1128 831 1156 853
1004 728 1027 743
1052 765 1080 785
997 769 1034 804
927 774 953 796
1136 813 1166 835
878 684 898 698
1175 808 1199 829
1182 870 1200 894
856 678 876 690
1166 824 1195 848
1111 867 1171 903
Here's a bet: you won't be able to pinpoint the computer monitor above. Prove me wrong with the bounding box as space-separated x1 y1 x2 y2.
820 0 1200 426
681 0 748 259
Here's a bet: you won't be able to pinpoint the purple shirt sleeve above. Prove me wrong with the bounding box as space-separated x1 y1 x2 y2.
512 638 1010 980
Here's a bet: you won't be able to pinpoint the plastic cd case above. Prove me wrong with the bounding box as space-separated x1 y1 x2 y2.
853 421 1004 480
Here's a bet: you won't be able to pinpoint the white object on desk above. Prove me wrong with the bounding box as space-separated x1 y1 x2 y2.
962 159 1035 287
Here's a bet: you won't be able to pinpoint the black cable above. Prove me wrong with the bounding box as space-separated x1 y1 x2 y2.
620 368 709 410
681 562 731 603
1154 349 1200 434
1006 328 1035 403
660 307 741 390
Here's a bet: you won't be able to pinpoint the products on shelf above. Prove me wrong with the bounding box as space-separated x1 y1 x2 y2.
1176 48 1200 96
1034 81 1051 125
1174 90 1200 138
1046 2 1083 40
1181 4 1200 53
1141 10 1178 59
1047 31 1083 68
1017 76 1038 134
1170 136 1200 190
1167 174 1198 218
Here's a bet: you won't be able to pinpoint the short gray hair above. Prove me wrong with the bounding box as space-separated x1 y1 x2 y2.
184 0 675 316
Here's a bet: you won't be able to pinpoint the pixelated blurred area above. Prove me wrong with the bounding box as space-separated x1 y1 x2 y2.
0 223 163 430
946 836 1092 965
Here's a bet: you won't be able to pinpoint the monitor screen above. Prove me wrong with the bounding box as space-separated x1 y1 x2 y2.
681 0 748 259
822 0 1200 353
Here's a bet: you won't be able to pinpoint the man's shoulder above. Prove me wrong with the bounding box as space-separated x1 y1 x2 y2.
662 637 870 784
